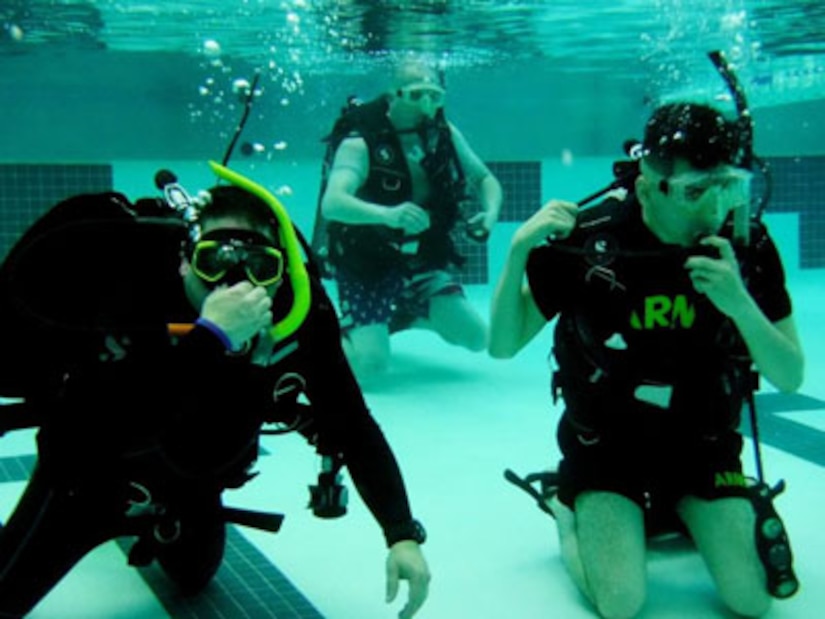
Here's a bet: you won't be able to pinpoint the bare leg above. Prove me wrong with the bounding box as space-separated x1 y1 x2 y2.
678 495 771 617
343 323 391 383
550 495 591 602
424 293 487 351
575 491 647 619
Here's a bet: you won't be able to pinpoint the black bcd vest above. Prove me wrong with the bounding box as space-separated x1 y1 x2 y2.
313 96 468 281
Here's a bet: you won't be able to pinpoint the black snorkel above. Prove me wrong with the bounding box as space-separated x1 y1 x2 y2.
576 141 644 207
708 51 753 170
559 50 767 256
222 70 262 166
577 51 765 216
708 49 771 246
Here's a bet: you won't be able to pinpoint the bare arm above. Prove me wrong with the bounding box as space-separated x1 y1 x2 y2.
489 199 579 358
321 137 430 234
321 137 390 225
736 313 804 393
450 123 502 230
489 239 546 358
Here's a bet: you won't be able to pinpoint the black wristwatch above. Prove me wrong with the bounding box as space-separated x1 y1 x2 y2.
385 519 427 547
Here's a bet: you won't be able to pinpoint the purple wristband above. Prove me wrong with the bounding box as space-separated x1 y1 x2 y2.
195 317 235 351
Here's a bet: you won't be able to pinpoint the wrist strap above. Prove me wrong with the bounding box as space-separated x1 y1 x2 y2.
195 317 234 351
384 519 426 547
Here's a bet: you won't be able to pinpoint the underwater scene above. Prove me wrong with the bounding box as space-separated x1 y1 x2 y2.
1 1 824 618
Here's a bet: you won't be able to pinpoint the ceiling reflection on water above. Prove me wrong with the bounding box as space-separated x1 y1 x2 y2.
2 0 824 161
3 2 824 71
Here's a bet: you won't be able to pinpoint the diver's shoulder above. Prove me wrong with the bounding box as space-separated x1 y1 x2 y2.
570 195 638 238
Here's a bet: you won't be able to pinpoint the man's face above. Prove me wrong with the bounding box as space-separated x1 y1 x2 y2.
392 63 446 121
181 216 283 310
640 159 752 246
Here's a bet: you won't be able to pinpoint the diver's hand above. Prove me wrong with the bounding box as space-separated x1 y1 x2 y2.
466 211 492 242
386 202 431 235
386 541 430 619
685 236 749 317
514 199 578 251
200 281 273 350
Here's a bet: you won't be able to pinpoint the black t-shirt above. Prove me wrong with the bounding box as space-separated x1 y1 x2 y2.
525 198 791 429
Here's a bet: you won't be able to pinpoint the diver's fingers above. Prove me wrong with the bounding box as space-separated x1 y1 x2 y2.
699 235 736 262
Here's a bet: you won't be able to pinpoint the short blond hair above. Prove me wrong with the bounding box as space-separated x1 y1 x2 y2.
390 59 440 92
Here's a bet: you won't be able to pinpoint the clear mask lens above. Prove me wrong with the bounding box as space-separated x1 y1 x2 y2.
400 85 445 109
663 167 753 213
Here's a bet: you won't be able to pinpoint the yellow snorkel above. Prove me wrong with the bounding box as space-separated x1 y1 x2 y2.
208 160 311 341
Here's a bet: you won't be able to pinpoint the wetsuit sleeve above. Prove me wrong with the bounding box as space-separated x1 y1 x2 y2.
298 285 416 542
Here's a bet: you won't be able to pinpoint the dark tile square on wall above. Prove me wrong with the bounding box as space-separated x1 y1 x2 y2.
760 156 825 268
454 161 541 284
0 164 113 260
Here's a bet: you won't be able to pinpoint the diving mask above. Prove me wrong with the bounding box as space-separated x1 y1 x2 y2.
398 83 446 117
191 230 284 287
659 165 752 213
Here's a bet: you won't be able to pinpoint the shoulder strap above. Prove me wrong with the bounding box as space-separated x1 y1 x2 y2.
323 96 391 148
549 197 635 265
311 96 391 266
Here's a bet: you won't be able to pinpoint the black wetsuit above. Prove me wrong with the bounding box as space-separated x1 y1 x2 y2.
525 197 791 516
0 270 414 616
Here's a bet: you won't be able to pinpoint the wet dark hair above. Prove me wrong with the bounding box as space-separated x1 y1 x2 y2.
642 102 741 176
200 185 280 244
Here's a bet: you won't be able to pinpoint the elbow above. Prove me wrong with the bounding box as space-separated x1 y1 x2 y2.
776 368 804 394
771 358 805 394
784 350 806 393
774 379 802 394
320 193 335 219
488 340 518 360
321 190 344 221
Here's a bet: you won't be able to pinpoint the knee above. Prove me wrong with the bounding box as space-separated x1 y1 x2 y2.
719 587 772 617
462 327 488 352
159 543 222 595
351 350 390 381
440 321 487 352
592 588 645 619
157 521 225 596
343 339 389 380
171 570 216 596
160 546 223 597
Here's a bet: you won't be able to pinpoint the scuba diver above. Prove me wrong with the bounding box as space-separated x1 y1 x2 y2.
0 163 430 618
315 58 503 382
489 54 803 618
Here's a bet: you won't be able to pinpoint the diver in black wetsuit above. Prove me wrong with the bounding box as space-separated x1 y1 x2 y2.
0 169 430 618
